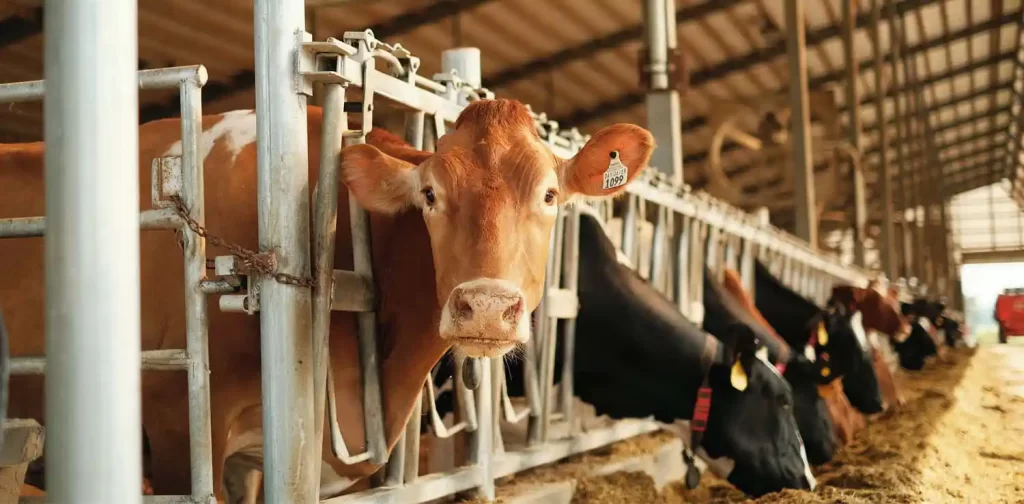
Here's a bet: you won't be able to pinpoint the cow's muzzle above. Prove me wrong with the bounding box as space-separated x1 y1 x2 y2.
439 279 529 358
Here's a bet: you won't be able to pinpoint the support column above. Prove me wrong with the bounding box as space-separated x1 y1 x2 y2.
253 0 317 502
843 0 867 267
44 0 142 501
643 0 684 185
785 0 817 246
871 0 896 279
888 4 913 280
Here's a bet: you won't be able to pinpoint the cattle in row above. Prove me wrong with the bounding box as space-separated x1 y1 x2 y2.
704 269 836 465
0 99 656 500
751 262 884 415
434 208 816 496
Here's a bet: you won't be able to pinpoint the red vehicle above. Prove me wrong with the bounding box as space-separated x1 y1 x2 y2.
995 289 1024 343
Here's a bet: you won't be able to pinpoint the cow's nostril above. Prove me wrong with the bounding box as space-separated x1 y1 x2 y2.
503 297 524 323
455 298 473 320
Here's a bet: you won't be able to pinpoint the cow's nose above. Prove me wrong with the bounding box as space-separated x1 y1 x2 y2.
450 283 524 324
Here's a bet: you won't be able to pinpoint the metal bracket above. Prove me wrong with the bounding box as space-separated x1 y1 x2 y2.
150 156 183 209
343 30 377 137
215 255 259 315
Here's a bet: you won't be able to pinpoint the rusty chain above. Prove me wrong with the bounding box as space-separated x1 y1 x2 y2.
169 195 317 287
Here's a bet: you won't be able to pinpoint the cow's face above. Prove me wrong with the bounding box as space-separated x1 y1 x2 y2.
783 353 837 465
816 308 884 413
701 325 816 496
833 286 907 337
343 99 653 357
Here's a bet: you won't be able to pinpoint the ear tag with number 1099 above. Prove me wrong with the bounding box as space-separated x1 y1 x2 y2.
602 150 628 190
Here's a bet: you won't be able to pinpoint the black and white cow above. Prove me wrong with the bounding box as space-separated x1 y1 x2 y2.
752 262 884 415
702 271 836 466
432 209 816 496
891 301 940 370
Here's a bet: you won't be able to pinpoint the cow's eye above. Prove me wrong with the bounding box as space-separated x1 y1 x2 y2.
423 187 436 206
544 189 557 205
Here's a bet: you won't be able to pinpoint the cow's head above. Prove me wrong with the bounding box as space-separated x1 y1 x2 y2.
701 325 816 496
831 285 907 338
815 305 884 414
782 351 837 465
343 99 653 357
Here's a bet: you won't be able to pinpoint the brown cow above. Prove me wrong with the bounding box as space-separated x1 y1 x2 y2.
0 99 654 500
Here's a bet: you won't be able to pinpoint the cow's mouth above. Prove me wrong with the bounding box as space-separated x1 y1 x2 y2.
452 337 517 358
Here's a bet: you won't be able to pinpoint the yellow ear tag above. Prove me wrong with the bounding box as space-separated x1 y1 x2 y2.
730 360 748 391
820 366 831 378
817 322 829 346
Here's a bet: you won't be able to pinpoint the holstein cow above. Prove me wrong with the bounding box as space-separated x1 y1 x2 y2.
0 99 654 500
893 301 940 370
751 262 884 415
434 208 816 496
703 269 836 465
830 285 908 410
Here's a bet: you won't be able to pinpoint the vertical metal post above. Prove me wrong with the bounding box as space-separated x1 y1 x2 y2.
43 0 141 501
254 0 317 501
402 109 426 485
842 0 867 267
887 3 912 277
785 0 817 246
643 0 684 184
898 19 931 289
179 77 216 502
871 0 897 280
559 206 581 427
468 358 495 499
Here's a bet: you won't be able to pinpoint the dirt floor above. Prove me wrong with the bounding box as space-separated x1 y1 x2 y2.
467 344 1024 503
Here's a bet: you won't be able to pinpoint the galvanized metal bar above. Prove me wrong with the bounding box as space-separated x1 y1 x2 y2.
558 205 581 427
253 0 317 500
896 15 929 288
313 82 347 492
643 0 684 184
345 131 388 467
675 215 692 317
402 108 426 485
621 195 639 263
843 0 867 267
11 349 190 374
537 209 566 442
872 0 897 280
467 358 494 499
887 2 912 278
0 65 207 103
785 0 818 246
177 77 216 504
0 208 182 238
43 0 141 500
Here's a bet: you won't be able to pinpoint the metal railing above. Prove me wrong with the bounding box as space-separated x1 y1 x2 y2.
0 65 216 504
0 15 882 504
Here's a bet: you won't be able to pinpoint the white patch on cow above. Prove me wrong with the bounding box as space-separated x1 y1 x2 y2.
658 422 735 479
161 109 257 165
917 316 933 332
795 430 817 490
803 343 817 363
850 311 870 351
756 347 783 380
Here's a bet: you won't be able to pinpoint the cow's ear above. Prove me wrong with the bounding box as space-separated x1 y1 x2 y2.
559 124 654 199
342 144 421 214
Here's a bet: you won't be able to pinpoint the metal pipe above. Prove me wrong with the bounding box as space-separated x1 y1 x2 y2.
872 0 897 280
312 83 347 494
0 208 182 238
0 65 208 103
178 78 216 502
558 205 581 428
643 0 684 184
887 3 911 277
785 0 818 247
43 0 142 500
12 350 190 374
468 358 494 499
843 0 867 267
253 0 317 501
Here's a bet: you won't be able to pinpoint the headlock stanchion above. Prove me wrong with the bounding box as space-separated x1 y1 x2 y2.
0 13 888 504
0 64 215 504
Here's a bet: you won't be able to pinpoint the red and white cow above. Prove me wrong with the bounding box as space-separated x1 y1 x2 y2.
0 99 654 500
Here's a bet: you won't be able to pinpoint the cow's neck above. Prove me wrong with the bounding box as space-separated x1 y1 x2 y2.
369 209 451 447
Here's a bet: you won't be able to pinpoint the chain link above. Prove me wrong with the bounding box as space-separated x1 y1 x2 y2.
169 195 317 287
